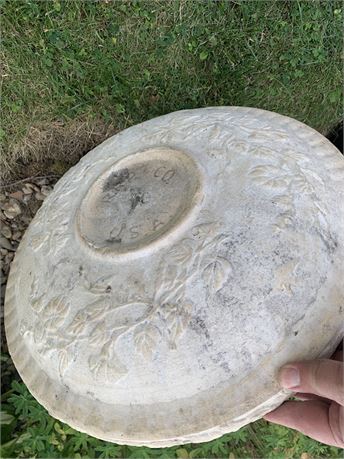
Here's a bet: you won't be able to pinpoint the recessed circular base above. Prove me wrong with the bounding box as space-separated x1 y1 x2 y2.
76 148 202 255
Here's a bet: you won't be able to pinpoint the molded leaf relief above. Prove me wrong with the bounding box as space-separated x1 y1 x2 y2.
142 112 289 147
23 138 333 385
25 153 330 384
25 215 232 382
245 147 329 235
203 257 233 294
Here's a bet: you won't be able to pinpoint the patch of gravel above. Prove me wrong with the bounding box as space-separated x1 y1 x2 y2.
0 176 58 361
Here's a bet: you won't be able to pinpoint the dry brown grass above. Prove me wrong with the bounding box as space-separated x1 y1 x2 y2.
0 118 117 184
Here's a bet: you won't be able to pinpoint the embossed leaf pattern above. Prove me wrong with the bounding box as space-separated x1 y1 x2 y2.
249 165 281 177
88 354 127 382
44 316 66 332
134 324 160 359
167 238 193 263
273 194 293 207
272 194 295 230
168 314 190 349
314 201 328 216
209 128 235 149
249 165 289 188
28 212 233 382
203 257 232 293
304 169 323 184
191 222 218 239
33 323 46 344
293 175 314 194
31 295 45 312
157 281 185 306
68 311 88 335
162 303 192 349
30 278 45 312
284 150 309 163
247 149 327 237
147 118 289 149
43 296 69 317
86 299 108 321
68 299 107 335
58 349 72 376
30 276 38 296
273 213 294 231
201 233 229 252
155 262 187 305
260 177 289 188
106 302 152 330
30 232 48 251
227 140 248 154
158 264 178 290
88 356 103 378
89 321 108 346
83 274 113 294
240 125 288 140
208 124 221 141
47 229 67 258
250 146 276 160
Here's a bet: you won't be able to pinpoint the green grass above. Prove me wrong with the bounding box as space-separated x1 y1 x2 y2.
1 0 343 179
1 375 342 459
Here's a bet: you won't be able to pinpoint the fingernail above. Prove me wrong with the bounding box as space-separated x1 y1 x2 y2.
279 365 300 389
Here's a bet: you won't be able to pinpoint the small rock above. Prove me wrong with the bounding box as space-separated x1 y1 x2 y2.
31 184 40 192
36 177 49 186
35 192 46 201
12 230 22 241
9 190 24 201
5 252 14 264
0 236 14 251
41 185 52 196
1 225 12 239
23 194 32 204
10 243 18 251
24 182 40 192
0 248 8 256
21 215 32 225
0 193 6 202
1 199 21 219
22 184 33 195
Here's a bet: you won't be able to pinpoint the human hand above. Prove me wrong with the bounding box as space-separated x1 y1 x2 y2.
263 348 344 447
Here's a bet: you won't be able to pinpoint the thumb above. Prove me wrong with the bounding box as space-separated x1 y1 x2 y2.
278 359 344 405
264 399 344 447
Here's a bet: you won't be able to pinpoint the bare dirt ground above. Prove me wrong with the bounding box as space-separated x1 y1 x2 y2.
1 118 117 183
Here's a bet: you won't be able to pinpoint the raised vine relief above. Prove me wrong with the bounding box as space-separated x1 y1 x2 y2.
26 216 232 382
246 146 329 234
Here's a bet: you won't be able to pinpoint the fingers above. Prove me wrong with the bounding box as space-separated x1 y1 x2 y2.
279 359 344 406
332 350 343 362
264 400 344 447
